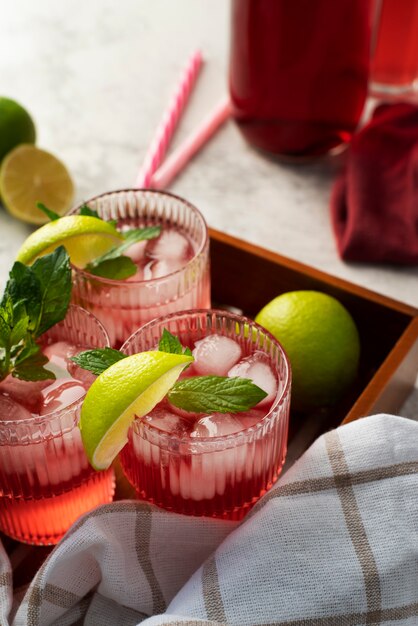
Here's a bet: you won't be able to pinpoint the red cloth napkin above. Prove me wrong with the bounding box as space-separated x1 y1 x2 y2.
331 102 418 263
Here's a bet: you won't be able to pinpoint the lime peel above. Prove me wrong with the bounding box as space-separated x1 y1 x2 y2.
15 215 123 267
0 98 36 163
255 290 360 410
79 351 193 470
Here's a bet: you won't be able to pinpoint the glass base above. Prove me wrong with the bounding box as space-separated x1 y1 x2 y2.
369 80 418 98
127 473 283 521
0 470 115 545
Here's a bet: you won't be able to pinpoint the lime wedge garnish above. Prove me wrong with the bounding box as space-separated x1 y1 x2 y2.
0 144 74 225
79 351 193 470
16 215 123 267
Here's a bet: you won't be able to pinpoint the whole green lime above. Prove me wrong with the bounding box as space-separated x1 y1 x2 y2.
0 97 36 163
255 291 360 410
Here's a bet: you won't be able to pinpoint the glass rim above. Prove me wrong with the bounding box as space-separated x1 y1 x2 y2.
121 308 292 445
0 304 110 428
69 188 210 286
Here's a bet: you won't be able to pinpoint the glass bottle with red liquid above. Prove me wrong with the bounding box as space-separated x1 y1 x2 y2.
371 0 418 94
229 0 373 158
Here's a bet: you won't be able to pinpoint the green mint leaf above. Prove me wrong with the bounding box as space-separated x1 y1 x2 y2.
84 226 160 280
158 329 183 354
0 302 13 348
89 226 161 267
4 248 71 338
71 347 127 375
5 263 42 333
100 226 161 261
0 295 13 324
12 336 50 380
158 329 194 359
0 359 9 381
31 246 72 336
0 294 30 370
122 227 161 246
0 249 71 382
79 204 100 219
87 256 137 280
12 349 55 381
14 335 41 365
0 317 10 349
167 376 268 414
9 315 29 347
36 202 60 221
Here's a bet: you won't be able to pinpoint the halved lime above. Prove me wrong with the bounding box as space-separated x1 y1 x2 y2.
80 351 193 470
0 144 74 225
16 214 123 267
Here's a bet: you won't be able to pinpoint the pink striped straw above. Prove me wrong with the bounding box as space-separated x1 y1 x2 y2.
135 49 203 188
150 97 231 190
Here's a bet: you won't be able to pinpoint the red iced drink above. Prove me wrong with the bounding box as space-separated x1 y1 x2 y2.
71 190 210 347
120 310 291 520
0 306 114 545
123 226 196 281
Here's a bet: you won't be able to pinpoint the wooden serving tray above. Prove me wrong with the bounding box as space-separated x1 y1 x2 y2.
209 228 418 463
4 229 418 588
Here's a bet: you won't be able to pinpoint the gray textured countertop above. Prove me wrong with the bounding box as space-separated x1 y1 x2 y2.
1 0 418 309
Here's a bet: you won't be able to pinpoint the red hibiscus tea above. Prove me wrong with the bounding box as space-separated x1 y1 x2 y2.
0 306 115 545
120 310 291 520
71 190 210 348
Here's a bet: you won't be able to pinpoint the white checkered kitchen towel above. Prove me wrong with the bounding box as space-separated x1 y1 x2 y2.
1 413 417 626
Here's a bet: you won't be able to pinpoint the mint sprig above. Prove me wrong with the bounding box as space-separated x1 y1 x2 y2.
158 328 192 357
78 204 100 219
5 246 72 336
73 329 267 414
37 202 60 221
167 376 267 414
71 347 127 375
85 226 161 280
0 246 72 382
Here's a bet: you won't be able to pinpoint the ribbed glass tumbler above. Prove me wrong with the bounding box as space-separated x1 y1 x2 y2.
71 189 211 347
119 309 291 520
0 306 115 545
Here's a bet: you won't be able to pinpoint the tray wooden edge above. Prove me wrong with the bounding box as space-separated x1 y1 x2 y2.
209 228 418 317
343 316 418 423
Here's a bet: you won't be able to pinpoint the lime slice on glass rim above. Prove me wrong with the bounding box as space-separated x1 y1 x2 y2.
0 144 74 225
79 351 193 470
15 214 123 267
